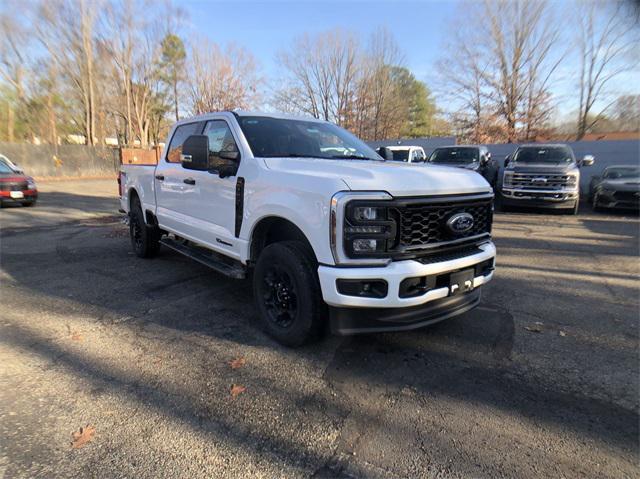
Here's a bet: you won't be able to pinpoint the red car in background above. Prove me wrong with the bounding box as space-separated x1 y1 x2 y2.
0 157 38 207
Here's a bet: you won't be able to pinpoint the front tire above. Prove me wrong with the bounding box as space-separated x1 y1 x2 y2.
129 197 160 258
253 241 325 346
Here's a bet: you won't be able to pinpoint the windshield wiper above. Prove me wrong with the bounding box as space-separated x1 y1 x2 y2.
330 154 382 161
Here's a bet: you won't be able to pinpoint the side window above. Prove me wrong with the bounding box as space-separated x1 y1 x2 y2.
203 120 240 171
166 123 201 163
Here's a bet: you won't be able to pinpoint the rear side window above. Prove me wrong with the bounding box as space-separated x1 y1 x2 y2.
166 123 201 163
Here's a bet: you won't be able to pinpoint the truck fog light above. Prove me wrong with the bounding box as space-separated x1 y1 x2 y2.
337 279 388 298
353 238 381 252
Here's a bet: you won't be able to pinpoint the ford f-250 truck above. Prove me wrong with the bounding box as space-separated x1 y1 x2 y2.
501 144 594 214
119 111 496 346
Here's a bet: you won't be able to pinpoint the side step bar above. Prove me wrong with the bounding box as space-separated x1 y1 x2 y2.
160 237 246 279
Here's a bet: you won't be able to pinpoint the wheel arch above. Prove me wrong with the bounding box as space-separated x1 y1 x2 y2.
249 216 317 265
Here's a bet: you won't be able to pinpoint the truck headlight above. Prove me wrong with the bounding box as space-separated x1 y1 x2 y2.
503 171 513 187
330 192 396 265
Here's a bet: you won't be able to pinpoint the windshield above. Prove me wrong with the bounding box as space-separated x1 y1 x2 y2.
0 161 14 174
603 167 640 179
429 147 478 163
390 150 410 161
513 146 574 164
237 116 382 160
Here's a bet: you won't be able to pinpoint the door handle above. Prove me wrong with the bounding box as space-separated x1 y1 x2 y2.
183 178 196 185
155 174 165 181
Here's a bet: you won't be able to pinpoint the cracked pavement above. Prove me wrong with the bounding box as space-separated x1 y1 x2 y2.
1 180 638 478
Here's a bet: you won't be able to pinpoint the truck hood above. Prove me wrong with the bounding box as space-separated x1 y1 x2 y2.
507 162 577 174
262 157 490 196
435 161 480 171
600 179 640 191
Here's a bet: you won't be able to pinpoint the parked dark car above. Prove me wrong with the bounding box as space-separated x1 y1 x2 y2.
589 165 640 211
427 146 498 188
0 159 38 207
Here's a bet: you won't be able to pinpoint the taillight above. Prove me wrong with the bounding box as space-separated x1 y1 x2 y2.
117 171 123 197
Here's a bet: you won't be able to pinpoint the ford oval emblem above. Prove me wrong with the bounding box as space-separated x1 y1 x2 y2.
446 212 474 235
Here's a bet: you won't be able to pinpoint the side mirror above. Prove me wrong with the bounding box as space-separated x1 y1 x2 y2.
181 135 210 171
219 150 240 161
217 164 237 178
377 146 394 161
480 155 489 166
581 154 595 167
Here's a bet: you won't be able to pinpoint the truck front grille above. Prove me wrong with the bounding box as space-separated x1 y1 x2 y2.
394 197 492 250
505 172 575 190
0 181 28 191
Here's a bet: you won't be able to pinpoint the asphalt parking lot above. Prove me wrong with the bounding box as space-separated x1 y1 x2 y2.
1 179 638 478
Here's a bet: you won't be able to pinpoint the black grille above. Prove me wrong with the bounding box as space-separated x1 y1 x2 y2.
395 200 492 249
613 191 640 202
0 181 28 192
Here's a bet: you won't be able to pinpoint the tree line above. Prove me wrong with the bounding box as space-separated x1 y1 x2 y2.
0 0 637 147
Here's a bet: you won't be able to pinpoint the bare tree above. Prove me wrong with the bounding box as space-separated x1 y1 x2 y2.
0 1 29 142
36 0 101 145
438 0 564 143
575 1 638 139
187 39 260 114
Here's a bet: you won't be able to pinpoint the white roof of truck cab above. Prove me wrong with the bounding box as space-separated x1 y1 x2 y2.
385 145 423 151
180 110 327 125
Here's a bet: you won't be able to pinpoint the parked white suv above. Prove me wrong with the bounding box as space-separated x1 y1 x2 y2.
119 111 496 345
377 145 427 163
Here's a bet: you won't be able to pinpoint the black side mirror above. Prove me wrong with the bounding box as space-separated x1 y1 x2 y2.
480 155 489 166
377 147 394 161
181 135 210 171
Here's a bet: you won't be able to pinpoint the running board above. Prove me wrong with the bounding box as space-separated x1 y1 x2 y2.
160 237 246 279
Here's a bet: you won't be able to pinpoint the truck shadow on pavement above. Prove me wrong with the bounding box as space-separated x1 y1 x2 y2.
1 192 639 475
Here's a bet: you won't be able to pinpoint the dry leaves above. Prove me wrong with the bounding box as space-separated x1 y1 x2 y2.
230 384 246 398
559 331 567 337
71 425 95 448
229 357 246 369
524 322 544 333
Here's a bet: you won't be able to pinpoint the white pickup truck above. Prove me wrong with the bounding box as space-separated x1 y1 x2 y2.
119 111 496 345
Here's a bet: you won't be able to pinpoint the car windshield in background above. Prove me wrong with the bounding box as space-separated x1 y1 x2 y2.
391 150 410 161
604 167 640 179
429 148 478 163
0 162 14 174
237 116 382 161
513 146 574 164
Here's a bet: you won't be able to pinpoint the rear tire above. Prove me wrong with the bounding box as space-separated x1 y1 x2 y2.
592 193 602 212
253 241 325 346
129 196 160 258
21 200 36 207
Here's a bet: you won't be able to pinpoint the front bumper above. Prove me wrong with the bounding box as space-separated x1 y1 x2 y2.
501 188 577 208
330 289 481 335
0 189 38 202
318 241 495 308
596 191 640 210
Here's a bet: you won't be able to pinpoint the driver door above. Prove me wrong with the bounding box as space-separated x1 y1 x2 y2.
177 119 242 256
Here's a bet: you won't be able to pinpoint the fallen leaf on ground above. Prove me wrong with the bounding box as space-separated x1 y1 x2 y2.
70 332 82 341
559 331 567 337
71 425 95 448
524 324 543 333
230 384 246 398
229 357 246 369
